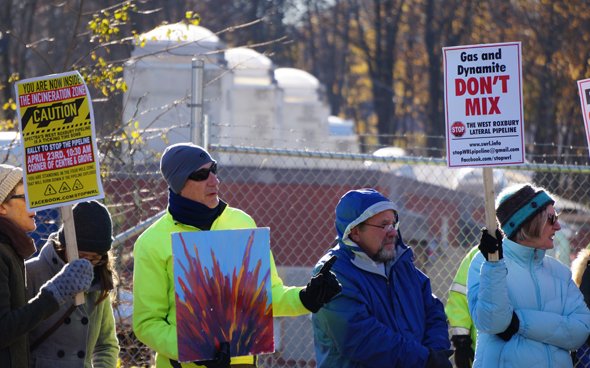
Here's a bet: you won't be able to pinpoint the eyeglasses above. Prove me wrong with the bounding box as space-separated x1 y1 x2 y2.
7 194 26 201
547 213 559 225
188 162 218 182
363 222 399 232
79 253 107 266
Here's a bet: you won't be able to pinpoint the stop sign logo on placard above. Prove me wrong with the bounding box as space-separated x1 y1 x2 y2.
451 121 466 137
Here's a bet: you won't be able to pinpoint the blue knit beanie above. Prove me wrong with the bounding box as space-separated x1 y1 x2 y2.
160 143 215 194
496 184 554 239
335 188 397 246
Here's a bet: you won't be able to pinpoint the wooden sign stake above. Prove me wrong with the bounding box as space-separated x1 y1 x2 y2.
482 167 499 261
60 205 85 305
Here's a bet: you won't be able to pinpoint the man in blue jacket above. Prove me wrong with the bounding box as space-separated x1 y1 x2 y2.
311 188 452 368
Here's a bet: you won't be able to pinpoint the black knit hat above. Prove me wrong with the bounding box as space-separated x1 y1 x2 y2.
496 184 554 239
58 200 113 254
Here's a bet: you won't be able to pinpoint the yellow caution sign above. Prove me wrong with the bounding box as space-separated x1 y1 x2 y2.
14 71 104 210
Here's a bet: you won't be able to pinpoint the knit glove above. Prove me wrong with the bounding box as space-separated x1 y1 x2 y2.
299 255 342 313
426 349 453 368
198 341 230 368
497 311 520 341
478 227 503 261
40 259 93 305
451 335 474 368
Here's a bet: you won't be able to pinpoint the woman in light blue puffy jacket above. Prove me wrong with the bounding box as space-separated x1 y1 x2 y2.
468 184 590 368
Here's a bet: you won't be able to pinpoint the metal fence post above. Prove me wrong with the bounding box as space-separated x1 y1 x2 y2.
190 58 205 146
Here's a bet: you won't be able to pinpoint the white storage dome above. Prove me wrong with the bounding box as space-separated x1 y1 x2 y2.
225 47 272 70
132 23 223 58
274 68 320 102
225 47 273 85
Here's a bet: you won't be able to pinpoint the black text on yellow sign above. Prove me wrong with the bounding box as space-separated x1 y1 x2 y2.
15 71 104 210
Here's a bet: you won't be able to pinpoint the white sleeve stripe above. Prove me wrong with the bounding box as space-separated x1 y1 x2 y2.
450 327 471 335
450 282 467 295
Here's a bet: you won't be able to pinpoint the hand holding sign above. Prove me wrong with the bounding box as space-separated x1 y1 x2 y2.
478 227 503 261
40 258 93 305
197 341 231 368
299 255 342 313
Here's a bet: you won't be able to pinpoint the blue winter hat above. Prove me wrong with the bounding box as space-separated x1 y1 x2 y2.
335 188 397 246
496 184 554 239
160 142 215 194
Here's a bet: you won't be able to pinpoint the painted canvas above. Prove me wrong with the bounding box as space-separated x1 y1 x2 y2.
172 227 274 363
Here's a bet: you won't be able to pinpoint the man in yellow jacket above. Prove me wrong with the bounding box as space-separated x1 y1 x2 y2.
133 142 341 368
445 246 478 368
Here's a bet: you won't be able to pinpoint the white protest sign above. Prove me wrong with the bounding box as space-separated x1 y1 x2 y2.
443 42 525 168
577 78 590 157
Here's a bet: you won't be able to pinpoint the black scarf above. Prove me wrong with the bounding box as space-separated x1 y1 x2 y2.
168 189 227 230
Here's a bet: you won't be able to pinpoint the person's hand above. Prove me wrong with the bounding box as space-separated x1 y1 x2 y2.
478 227 503 261
450 335 474 368
299 255 342 313
40 259 93 305
497 311 519 341
425 349 453 368
198 341 230 368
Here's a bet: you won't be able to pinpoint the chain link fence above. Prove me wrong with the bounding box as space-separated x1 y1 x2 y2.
27 144 590 367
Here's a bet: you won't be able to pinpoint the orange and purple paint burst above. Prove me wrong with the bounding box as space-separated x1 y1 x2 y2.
172 228 274 362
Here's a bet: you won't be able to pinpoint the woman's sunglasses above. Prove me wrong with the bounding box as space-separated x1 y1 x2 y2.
547 213 559 225
188 162 218 182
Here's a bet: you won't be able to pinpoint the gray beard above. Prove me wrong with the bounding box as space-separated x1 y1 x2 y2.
372 243 396 263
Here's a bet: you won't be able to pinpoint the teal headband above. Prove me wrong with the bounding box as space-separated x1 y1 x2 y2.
500 191 553 238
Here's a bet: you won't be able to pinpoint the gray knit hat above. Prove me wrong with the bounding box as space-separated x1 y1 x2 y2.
496 184 554 239
0 164 23 203
160 142 215 194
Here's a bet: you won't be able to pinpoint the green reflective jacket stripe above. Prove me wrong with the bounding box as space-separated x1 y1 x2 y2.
445 245 479 348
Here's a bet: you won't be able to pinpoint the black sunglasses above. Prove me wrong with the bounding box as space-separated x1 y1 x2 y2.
7 194 26 201
547 213 559 225
188 162 218 182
